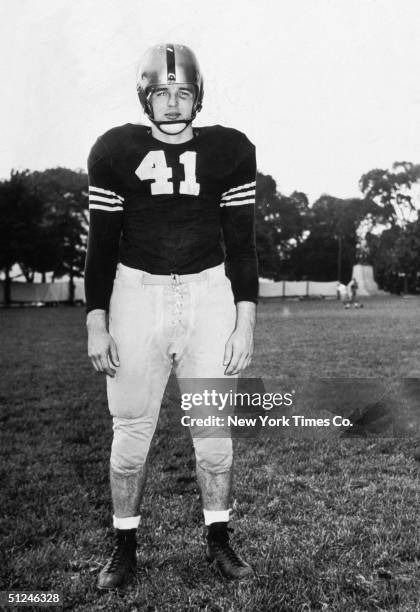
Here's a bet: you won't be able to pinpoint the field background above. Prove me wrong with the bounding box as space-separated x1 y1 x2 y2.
1 296 420 612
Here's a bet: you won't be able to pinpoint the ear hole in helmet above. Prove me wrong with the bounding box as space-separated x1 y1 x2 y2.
144 90 155 119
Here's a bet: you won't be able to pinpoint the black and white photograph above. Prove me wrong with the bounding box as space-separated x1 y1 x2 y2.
1 1 420 610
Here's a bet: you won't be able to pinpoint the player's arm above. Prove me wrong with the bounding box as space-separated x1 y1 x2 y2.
220 136 258 375
84 136 124 377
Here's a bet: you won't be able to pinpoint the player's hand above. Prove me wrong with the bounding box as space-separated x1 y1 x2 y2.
223 301 256 375
223 324 254 375
86 311 120 377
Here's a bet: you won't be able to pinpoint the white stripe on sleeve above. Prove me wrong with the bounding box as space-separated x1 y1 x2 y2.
89 195 125 205
89 186 124 202
220 198 255 207
221 189 255 202
221 181 256 198
89 204 124 212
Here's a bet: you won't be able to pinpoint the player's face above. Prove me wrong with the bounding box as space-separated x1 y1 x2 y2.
149 84 195 123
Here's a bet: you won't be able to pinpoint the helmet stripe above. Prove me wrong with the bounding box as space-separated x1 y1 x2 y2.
166 44 176 82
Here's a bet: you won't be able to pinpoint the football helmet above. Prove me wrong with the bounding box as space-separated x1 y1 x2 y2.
136 44 204 134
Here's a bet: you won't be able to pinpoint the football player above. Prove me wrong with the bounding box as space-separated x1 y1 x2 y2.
85 43 258 589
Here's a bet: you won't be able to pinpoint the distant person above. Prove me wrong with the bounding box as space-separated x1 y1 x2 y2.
337 282 348 303
348 278 360 308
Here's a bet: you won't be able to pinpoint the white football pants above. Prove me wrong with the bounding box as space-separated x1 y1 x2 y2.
106 262 237 475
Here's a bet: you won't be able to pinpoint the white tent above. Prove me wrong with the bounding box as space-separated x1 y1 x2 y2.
350 264 381 296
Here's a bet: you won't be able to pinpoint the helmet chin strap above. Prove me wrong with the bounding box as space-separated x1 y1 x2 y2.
152 119 192 135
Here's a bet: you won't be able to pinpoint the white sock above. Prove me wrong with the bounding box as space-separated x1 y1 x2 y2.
203 509 231 526
113 515 141 530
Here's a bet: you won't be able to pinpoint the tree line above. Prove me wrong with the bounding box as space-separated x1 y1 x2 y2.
256 162 420 293
1 162 419 305
0 168 88 304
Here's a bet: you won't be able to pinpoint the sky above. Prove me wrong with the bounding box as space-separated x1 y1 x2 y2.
2 0 420 204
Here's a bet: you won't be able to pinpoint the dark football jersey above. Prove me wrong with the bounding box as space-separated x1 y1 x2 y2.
84 123 258 313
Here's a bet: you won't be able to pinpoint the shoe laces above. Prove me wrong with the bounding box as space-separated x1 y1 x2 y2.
209 528 244 567
108 535 134 572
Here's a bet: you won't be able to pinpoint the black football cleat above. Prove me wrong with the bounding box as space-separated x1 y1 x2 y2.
205 522 254 580
97 528 137 590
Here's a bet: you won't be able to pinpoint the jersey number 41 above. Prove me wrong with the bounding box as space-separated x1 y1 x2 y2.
136 150 200 196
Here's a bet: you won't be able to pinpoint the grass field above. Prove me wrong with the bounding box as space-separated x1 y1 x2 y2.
1 297 420 611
